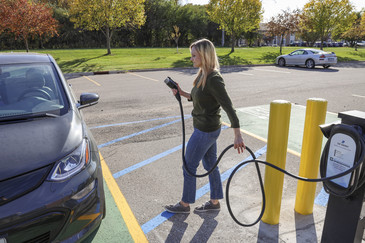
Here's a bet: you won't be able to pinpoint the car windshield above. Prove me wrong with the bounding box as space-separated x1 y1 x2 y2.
0 63 69 120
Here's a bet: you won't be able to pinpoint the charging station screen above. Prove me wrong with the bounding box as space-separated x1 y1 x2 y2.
326 133 357 188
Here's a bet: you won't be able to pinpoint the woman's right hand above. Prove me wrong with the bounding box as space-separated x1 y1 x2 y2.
172 83 191 100
172 82 181 96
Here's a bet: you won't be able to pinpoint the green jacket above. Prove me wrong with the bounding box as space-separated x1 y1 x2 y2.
190 71 240 132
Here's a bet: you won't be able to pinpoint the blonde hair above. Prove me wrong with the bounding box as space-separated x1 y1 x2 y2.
190 39 220 89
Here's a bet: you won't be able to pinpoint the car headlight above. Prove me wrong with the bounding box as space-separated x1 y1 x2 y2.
49 139 90 181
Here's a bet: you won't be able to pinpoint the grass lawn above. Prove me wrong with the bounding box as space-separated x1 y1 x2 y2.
3 46 365 73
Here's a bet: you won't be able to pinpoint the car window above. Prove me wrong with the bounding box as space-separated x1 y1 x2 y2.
0 63 69 119
291 50 306 55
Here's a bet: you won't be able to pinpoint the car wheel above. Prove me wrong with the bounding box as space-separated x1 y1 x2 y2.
278 58 286 67
305 59 315 69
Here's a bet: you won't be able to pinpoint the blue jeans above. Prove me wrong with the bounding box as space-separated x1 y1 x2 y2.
182 128 223 204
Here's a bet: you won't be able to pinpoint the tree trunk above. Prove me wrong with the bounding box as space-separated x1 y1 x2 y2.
230 35 235 53
106 27 111 55
24 38 29 52
279 34 284 55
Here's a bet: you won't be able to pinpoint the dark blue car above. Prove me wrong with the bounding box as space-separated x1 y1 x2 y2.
0 53 105 243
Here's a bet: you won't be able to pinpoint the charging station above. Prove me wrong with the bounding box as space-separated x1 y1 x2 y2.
321 110 365 243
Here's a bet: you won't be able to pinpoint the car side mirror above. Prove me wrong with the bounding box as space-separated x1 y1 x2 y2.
78 92 99 109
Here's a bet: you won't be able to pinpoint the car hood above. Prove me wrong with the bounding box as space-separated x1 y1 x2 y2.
0 110 83 181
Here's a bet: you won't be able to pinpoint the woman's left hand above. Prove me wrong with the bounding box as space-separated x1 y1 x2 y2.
233 128 245 154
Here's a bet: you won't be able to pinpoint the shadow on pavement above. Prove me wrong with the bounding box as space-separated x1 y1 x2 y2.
257 221 279 243
295 212 318 243
166 213 189 243
191 211 220 243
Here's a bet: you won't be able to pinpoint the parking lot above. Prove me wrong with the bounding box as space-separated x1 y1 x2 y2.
66 63 365 242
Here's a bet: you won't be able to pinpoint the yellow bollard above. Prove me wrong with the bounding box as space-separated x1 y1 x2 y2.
262 100 291 225
295 98 327 215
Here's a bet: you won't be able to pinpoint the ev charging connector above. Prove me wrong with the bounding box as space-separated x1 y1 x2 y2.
321 110 365 243
164 77 180 101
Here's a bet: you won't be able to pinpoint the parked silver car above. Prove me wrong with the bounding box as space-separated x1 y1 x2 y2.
276 48 337 69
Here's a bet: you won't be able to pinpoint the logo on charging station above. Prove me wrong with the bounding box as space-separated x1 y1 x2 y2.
327 133 356 188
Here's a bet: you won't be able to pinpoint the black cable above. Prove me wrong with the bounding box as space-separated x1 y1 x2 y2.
225 130 365 227
169 79 365 227
175 88 266 227
178 96 240 177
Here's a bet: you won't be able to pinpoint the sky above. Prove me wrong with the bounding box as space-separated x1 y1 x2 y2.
182 0 365 22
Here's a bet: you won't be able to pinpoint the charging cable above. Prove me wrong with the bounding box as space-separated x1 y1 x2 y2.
164 77 365 227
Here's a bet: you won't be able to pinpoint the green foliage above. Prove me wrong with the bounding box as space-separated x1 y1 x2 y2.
1 0 222 50
207 0 263 52
341 12 365 50
134 1 220 47
136 0 178 47
300 0 356 49
176 4 212 45
68 0 146 54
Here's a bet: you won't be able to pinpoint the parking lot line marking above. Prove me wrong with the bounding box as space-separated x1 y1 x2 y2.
238 72 254 76
128 72 159 82
314 187 329 207
113 125 229 179
98 117 191 149
252 68 291 74
141 145 267 234
353 94 365 99
83 75 101 86
91 115 189 129
113 143 185 179
100 153 148 243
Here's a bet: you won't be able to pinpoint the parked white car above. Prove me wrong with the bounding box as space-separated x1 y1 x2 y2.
276 49 337 69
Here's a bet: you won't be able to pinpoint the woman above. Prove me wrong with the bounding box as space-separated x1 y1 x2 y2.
165 39 245 214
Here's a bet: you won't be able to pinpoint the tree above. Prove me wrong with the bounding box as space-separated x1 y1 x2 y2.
297 29 320 47
69 0 146 55
207 0 262 53
136 0 177 47
0 0 59 52
171 25 181 53
300 0 356 50
267 9 300 54
341 12 365 51
175 4 215 46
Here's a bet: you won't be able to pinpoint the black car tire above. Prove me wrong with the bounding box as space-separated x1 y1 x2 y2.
278 58 286 67
305 59 315 69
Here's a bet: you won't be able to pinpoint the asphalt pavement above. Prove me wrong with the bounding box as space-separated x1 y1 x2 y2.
66 62 365 242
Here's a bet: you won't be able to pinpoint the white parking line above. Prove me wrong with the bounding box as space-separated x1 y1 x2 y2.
353 94 365 99
238 72 254 76
252 68 291 74
128 72 159 82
